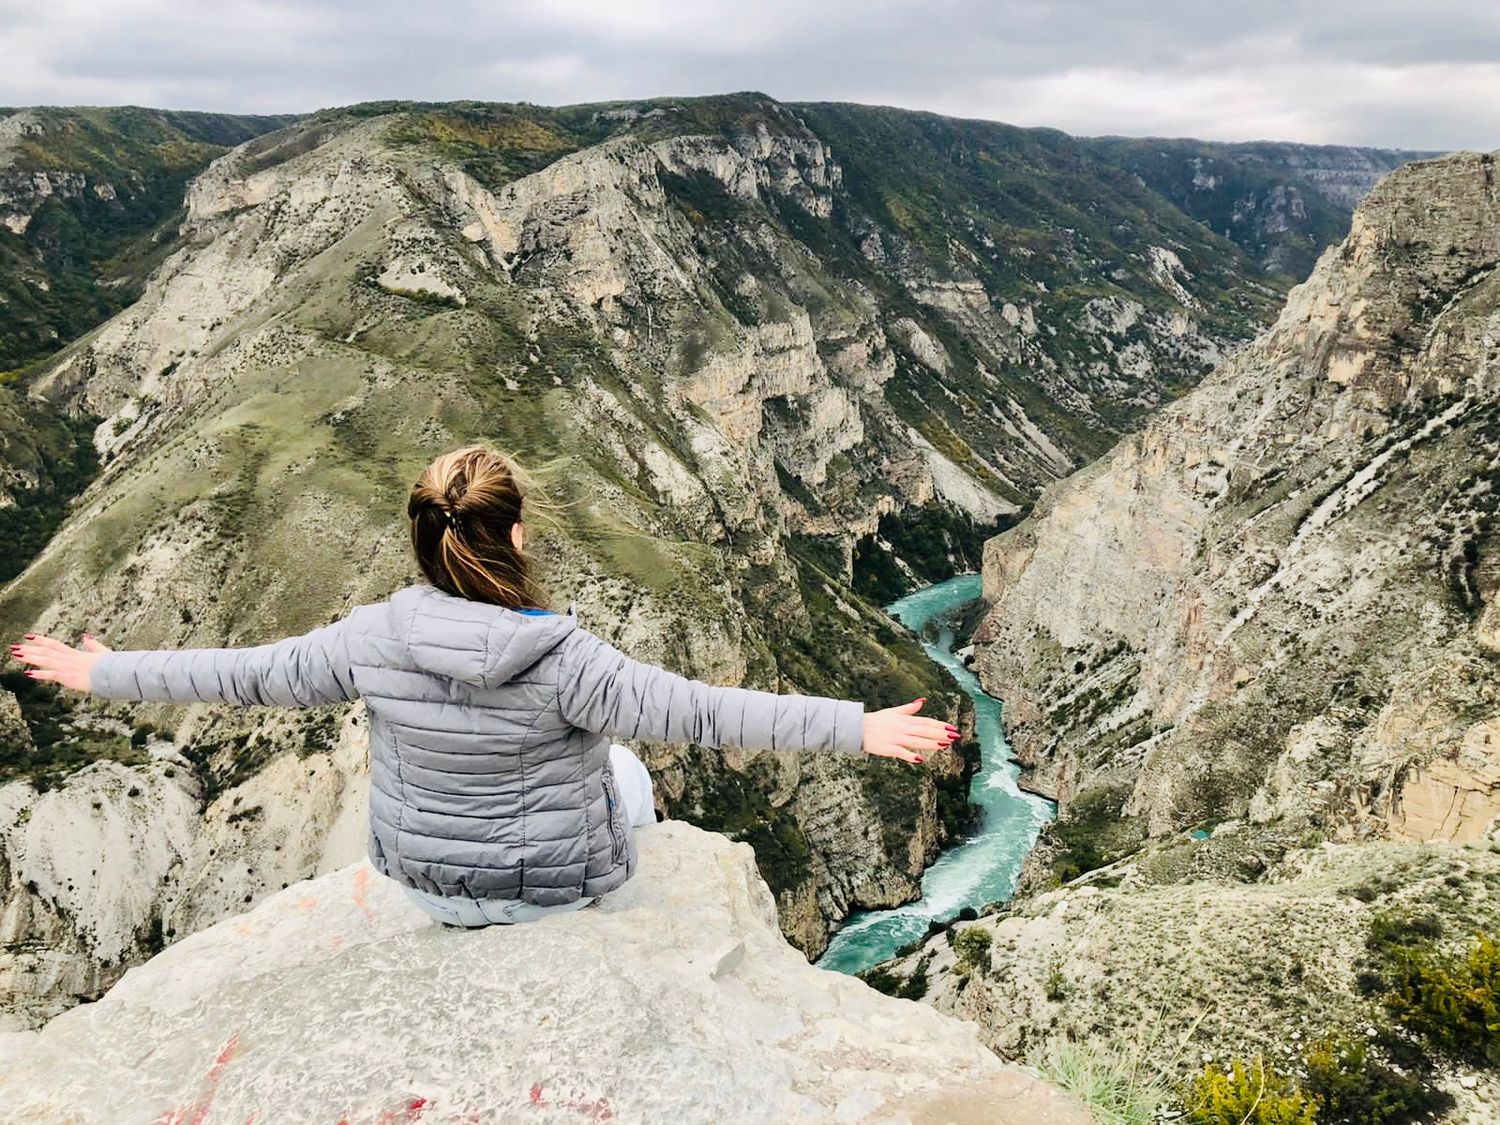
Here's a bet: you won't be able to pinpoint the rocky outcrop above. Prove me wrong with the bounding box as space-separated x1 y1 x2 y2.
0 720 369 1031
884 839 1500 1119
0 822 1087 1125
975 150 1500 854
0 690 30 753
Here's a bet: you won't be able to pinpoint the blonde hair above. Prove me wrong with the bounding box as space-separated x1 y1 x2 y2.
407 445 549 609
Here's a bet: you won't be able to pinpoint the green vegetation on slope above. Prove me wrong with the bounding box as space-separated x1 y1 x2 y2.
0 106 296 369
1087 138 1426 280
0 392 100 581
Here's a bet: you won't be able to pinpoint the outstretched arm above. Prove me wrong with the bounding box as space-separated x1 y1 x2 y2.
10 621 359 708
555 631 955 763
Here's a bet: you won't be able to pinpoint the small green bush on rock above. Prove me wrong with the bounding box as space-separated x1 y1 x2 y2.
1183 1058 1318 1125
1383 931 1500 1066
953 926 992 977
1302 1033 1453 1124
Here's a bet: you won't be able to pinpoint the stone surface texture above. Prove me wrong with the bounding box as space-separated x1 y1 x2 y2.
0 822 1085 1125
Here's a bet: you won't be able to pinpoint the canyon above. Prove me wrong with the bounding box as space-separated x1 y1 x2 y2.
0 94 1423 1035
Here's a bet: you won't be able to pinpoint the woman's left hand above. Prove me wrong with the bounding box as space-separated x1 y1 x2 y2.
861 698 957 764
9 633 112 694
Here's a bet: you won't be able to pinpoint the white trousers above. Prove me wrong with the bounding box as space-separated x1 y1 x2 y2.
402 743 655 927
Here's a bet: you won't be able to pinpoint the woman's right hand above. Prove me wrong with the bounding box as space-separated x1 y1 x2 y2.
861 698 957 764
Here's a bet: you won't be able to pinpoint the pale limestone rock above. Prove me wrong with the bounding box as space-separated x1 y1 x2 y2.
0 715 371 1031
0 823 1086 1125
1388 720 1500 843
0 690 30 753
889 318 951 375
375 258 466 305
889 841 1498 1111
975 151 1500 837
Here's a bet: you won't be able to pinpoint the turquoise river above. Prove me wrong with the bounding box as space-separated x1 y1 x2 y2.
817 573 1055 976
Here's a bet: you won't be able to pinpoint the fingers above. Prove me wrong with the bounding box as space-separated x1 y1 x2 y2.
900 718 957 747
24 635 74 654
81 636 111 653
892 698 925 715
869 746 925 764
901 734 952 753
10 644 76 671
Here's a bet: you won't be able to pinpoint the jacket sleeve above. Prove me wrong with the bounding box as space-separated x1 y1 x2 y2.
556 630 865 755
88 617 359 707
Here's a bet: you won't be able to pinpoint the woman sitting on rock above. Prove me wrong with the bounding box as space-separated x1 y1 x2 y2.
10 445 953 928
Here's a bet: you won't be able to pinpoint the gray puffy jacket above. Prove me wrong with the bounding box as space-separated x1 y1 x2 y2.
89 584 866 905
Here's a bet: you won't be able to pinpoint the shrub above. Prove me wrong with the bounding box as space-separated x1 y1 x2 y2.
1302 1033 1453 1124
858 966 904 997
898 954 931 1000
1045 960 1068 1001
1367 910 1443 957
856 953 931 1000
953 926 992 977
1382 932 1500 1066
1183 1058 1318 1125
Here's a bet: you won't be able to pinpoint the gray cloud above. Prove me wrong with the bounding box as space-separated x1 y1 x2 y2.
2 0 1497 150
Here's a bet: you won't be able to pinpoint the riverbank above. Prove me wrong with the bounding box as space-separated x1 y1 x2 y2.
817 575 1054 976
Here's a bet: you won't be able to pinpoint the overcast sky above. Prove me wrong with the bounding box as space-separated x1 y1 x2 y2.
3 0 1497 150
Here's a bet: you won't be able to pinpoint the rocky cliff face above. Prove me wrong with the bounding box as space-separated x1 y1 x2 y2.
0 821 1088 1124
928 150 1500 1114
975 150 1500 854
0 108 294 588
0 106 295 369
1093 137 1431 279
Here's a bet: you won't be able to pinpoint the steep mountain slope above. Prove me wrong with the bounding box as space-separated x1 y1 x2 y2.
870 148 1500 1121
1090 137 1430 279
974 149 1500 851
0 106 298 369
0 107 296 584
0 95 1385 1028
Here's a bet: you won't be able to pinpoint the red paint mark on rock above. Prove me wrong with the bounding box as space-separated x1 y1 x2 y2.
152 1032 243 1125
373 1095 428 1123
526 1083 615 1121
352 867 374 924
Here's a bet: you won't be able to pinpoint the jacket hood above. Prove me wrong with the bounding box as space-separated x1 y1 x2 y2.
389 584 579 689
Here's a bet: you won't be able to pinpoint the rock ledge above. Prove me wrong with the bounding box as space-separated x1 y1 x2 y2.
0 821 1083 1124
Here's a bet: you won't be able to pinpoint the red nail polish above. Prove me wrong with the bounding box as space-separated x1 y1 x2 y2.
914 756 924 764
